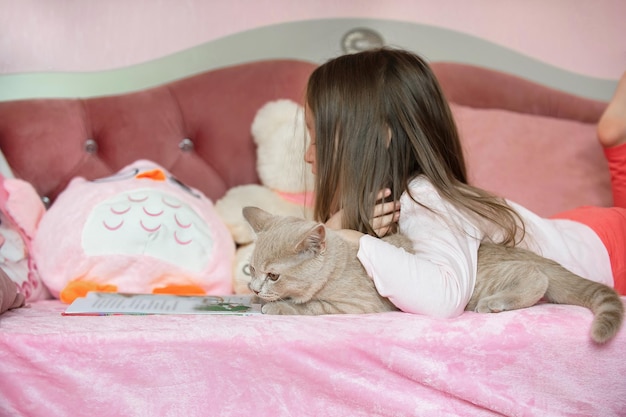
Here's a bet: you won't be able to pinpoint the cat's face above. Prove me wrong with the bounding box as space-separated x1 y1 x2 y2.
243 207 329 303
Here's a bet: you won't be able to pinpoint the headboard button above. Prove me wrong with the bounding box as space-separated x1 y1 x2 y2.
179 138 194 152
84 139 98 154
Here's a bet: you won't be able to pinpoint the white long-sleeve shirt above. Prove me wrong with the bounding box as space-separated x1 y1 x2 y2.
357 176 613 319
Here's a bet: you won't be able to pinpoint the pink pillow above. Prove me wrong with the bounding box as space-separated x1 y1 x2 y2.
33 160 235 302
451 104 612 217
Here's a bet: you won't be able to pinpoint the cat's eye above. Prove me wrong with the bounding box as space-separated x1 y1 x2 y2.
267 273 280 281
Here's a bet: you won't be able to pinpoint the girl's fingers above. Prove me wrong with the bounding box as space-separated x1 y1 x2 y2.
372 186 401 237
372 210 400 236
372 211 396 228
373 200 400 218
375 188 392 201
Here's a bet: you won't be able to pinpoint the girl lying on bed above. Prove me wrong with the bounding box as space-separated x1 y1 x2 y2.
303 47 626 319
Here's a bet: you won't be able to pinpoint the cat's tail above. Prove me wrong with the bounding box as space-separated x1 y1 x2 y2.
544 261 624 344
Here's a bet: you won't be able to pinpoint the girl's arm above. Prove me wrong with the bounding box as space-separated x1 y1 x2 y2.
357 233 478 318
357 180 482 319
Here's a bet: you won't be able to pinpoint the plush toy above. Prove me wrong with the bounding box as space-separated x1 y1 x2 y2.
215 99 315 293
32 160 235 303
0 172 49 307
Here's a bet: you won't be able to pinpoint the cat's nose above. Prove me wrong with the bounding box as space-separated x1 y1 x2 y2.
248 283 259 295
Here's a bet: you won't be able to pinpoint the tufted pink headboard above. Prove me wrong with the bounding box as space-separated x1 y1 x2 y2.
0 59 610 216
0 59 317 204
430 63 606 123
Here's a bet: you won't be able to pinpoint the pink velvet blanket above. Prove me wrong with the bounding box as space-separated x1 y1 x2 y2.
1 299 625 417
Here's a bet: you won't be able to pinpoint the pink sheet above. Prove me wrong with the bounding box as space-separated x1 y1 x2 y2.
1 299 625 417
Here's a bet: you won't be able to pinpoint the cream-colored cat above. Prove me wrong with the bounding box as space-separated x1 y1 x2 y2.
242 206 623 343
243 206 405 315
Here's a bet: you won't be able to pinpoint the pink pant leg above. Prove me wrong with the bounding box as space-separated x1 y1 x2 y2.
550 144 626 293
551 207 626 295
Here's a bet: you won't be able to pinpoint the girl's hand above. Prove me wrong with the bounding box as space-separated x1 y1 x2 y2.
372 188 400 237
325 189 400 236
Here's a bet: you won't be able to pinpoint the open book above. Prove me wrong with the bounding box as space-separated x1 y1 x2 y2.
63 292 263 316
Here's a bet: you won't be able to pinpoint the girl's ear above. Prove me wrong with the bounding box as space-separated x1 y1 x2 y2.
295 224 327 255
386 127 393 147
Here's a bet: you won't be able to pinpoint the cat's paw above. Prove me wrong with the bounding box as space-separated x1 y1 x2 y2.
261 301 298 315
475 299 507 313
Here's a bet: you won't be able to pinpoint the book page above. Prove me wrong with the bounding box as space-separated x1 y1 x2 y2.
63 292 263 316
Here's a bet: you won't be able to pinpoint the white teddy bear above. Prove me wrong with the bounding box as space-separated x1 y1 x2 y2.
215 99 315 293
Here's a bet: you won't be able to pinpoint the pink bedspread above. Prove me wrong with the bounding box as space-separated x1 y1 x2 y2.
1 299 625 417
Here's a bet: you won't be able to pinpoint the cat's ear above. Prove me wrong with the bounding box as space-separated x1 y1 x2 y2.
296 224 327 255
242 206 274 233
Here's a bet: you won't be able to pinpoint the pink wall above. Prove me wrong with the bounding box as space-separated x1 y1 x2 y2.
1 0 624 80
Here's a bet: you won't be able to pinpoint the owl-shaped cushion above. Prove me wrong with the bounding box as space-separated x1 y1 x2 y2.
33 160 235 303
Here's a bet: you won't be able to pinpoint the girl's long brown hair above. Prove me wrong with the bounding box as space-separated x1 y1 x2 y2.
306 47 524 245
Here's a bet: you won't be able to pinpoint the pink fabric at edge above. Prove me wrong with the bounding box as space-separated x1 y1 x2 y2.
1 299 625 417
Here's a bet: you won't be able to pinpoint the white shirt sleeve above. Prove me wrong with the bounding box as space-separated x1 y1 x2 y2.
357 178 482 319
